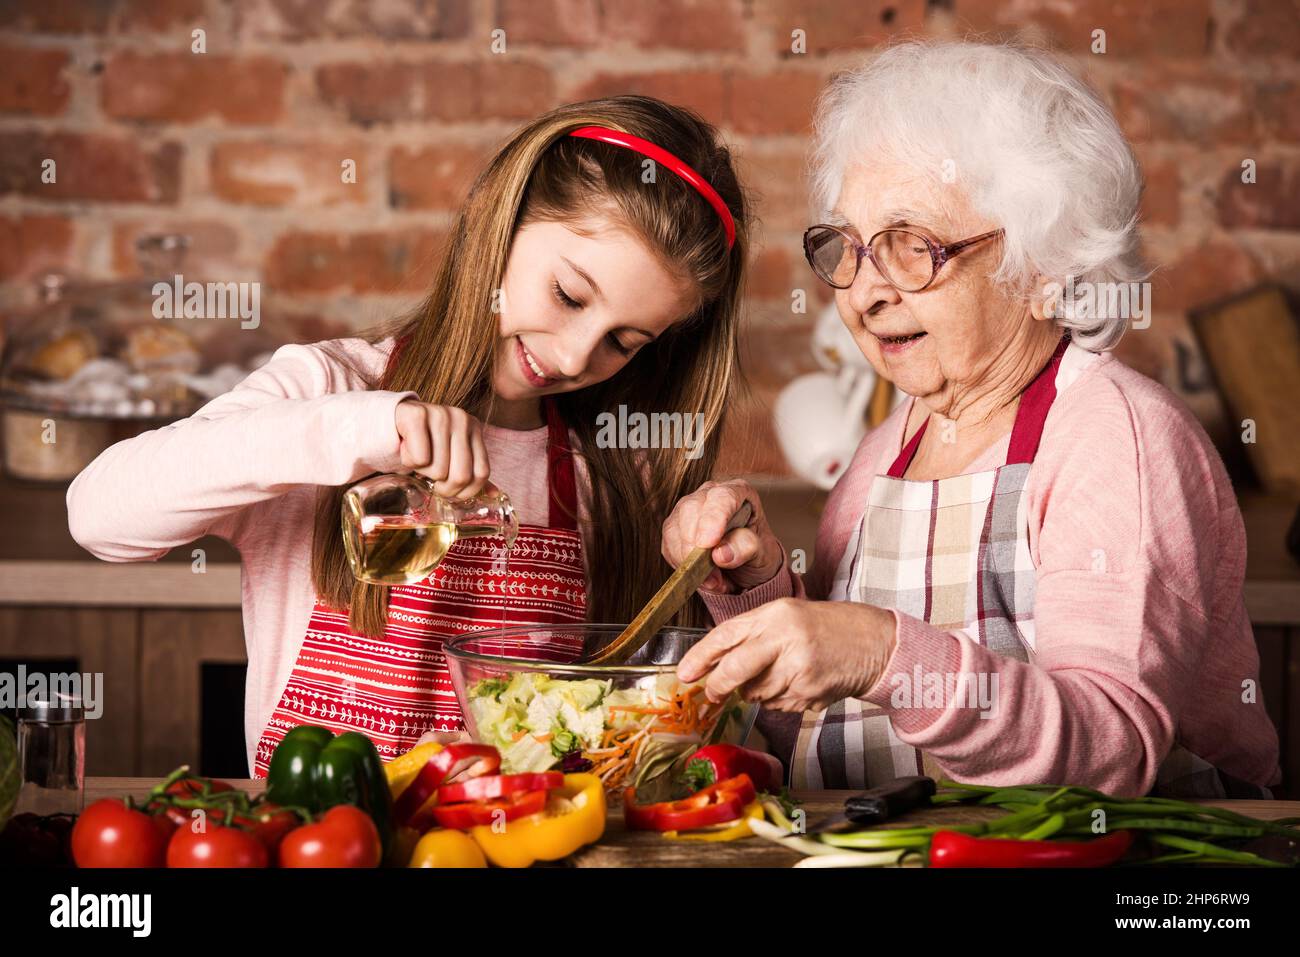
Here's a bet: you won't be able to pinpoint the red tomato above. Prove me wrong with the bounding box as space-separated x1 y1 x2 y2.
165 775 235 798
277 805 381 869
240 803 301 856
72 799 173 868
166 822 269 868
146 775 238 828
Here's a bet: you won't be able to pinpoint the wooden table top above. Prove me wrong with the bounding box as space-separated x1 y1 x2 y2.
86 778 1300 868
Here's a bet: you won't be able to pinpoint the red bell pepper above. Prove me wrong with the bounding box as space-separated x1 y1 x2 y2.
392 743 500 826
430 788 549 830
436 772 563 804
624 773 758 832
682 745 783 794
928 829 1134 868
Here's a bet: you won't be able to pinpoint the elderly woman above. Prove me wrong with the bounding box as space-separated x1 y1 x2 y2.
663 40 1281 798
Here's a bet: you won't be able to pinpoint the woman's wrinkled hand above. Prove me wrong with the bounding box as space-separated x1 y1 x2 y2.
661 479 786 594
677 598 898 712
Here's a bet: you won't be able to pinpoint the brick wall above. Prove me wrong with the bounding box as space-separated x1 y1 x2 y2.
0 0 1297 475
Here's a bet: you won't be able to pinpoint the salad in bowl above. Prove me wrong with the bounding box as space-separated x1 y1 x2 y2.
444 624 758 796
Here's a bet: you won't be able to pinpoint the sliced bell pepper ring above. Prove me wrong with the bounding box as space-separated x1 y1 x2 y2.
392 743 501 828
429 788 549 830
653 793 746 831
624 773 757 832
469 773 607 868
663 799 765 842
385 742 443 798
436 772 563 804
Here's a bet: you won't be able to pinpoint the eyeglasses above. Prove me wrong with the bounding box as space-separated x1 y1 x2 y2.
802 224 1004 292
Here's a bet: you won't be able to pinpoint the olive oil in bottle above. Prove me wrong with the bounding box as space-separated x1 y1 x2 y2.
341 474 518 585
344 516 502 586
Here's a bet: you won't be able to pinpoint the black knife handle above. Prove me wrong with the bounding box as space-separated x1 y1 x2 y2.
843 775 936 824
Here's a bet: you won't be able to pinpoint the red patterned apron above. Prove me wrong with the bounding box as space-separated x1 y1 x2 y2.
253 397 587 774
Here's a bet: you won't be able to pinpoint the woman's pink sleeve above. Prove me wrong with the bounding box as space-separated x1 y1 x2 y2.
855 385 1255 797
67 342 417 561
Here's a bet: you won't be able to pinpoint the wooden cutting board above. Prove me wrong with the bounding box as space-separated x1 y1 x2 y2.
565 794 1005 867
1190 284 1300 494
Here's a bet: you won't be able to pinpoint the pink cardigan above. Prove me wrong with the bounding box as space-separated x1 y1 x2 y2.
703 346 1282 797
66 337 573 773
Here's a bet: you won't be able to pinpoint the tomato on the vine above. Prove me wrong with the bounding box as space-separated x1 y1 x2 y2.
145 774 237 828
278 805 381 868
241 803 301 856
71 799 173 868
166 822 269 868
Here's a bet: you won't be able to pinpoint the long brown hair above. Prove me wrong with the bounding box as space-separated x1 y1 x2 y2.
311 96 750 637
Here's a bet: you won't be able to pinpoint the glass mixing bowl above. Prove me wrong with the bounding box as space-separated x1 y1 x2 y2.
444 624 759 794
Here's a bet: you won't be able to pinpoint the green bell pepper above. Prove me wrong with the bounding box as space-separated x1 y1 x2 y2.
265 726 394 855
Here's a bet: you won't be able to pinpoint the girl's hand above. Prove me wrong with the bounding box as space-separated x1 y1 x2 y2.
394 400 491 499
661 479 785 594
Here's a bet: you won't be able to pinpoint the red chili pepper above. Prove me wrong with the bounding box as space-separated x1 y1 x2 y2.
429 788 548 830
624 774 758 832
392 743 501 826
436 772 564 805
928 829 1134 868
682 745 783 794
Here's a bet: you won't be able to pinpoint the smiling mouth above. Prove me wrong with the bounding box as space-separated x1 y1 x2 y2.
877 332 927 344
516 336 555 386
523 346 544 377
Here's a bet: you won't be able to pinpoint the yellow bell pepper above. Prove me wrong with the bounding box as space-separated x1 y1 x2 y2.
662 800 764 842
469 773 606 868
408 828 488 868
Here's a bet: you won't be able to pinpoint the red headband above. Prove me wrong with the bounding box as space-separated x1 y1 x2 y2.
567 125 736 250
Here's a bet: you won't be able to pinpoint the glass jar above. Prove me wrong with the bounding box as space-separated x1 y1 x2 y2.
342 475 518 585
15 693 85 816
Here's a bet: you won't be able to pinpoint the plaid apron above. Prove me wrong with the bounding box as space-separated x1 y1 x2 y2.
788 334 1267 798
253 397 586 774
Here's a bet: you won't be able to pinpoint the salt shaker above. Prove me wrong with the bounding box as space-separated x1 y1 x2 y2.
16 693 85 816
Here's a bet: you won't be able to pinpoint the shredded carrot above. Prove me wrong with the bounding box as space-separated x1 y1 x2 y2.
511 729 528 742
583 684 736 791
533 733 554 744
588 722 658 789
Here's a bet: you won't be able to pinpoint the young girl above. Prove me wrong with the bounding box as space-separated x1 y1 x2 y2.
66 95 749 776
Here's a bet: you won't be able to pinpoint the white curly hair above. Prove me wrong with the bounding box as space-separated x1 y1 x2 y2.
808 39 1150 352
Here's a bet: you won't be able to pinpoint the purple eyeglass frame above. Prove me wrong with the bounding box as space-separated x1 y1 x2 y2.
802 224 1005 292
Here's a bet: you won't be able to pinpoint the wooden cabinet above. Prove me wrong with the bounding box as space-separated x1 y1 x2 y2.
0 473 248 776
0 604 247 778
0 606 139 776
